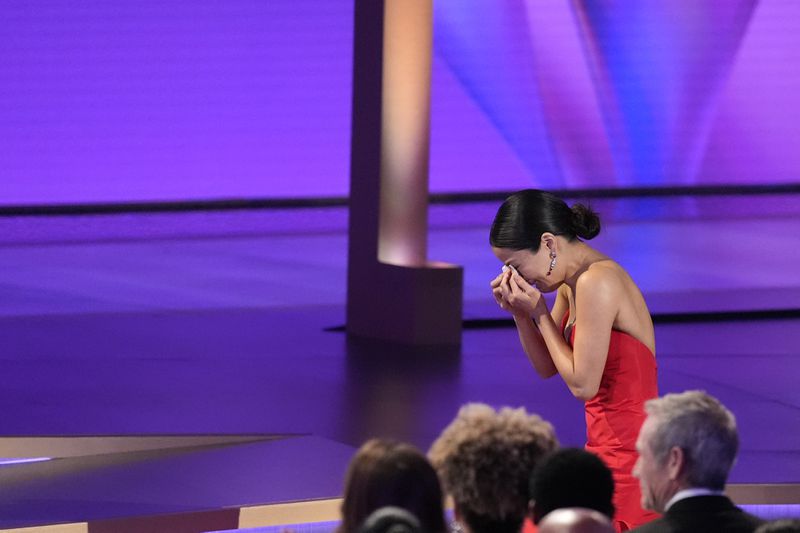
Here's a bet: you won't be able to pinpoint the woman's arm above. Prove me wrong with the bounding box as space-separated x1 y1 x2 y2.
512 311 559 378
493 270 562 378
507 270 617 400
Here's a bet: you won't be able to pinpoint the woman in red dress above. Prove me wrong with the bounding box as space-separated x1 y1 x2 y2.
489 190 659 531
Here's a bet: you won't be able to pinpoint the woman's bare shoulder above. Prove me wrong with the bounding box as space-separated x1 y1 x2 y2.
578 260 627 291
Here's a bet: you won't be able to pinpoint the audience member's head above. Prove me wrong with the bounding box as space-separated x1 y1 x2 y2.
529 448 614 523
633 390 738 513
338 439 447 533
537 508 615 533
755 519 800 533
428 403 558 533
358 507 422 533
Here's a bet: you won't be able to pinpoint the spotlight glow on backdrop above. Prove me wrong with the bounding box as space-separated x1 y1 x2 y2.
0 1 797 205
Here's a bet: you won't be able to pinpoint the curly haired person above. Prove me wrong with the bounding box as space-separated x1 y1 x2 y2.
428 403 558 533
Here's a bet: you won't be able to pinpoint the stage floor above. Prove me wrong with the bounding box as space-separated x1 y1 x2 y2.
0 195 799 529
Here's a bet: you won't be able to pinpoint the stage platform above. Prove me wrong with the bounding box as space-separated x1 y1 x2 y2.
0 435 349 532
0 195 798 531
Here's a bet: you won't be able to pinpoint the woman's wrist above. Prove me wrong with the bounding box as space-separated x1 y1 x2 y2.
530 304 550 325
512 311 531 322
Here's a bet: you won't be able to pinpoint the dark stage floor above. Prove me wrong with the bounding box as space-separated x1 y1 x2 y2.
0 195 799 529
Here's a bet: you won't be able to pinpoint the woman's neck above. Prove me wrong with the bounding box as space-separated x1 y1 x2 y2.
561 241 603 292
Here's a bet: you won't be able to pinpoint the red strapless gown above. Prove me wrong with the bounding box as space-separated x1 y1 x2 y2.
563 313 660 531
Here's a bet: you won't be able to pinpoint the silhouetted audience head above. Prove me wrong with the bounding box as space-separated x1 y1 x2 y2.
634 390 738 513
338 439 447 533
358 507 422 533
537 508 615 533
428 403 558 533
529 448 615 523
756 519 800 533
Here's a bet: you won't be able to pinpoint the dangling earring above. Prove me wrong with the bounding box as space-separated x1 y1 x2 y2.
547 252 556 276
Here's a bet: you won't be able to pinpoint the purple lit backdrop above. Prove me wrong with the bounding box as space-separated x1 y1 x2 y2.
1 1 798 205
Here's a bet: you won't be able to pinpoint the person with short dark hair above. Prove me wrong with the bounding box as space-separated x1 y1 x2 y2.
529 448 615 524
489 189 659 529
428 403 558 533
337 439 447 533
631 390 763 532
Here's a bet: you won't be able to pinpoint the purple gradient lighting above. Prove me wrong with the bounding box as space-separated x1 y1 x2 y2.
430 0 798 190
0 1 797 205
573 1 757 185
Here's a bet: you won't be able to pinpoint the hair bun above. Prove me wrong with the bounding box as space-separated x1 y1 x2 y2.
570 203 601 240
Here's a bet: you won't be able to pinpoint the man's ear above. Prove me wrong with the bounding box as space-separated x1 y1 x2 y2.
666 446 686 481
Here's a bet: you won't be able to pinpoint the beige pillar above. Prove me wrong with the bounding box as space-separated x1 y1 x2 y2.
347 0 463 345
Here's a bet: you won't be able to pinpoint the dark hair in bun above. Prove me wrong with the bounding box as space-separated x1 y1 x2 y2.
489 189 601 251
570 203 601 240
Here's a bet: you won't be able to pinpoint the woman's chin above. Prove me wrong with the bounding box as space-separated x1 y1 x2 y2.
536 281 558 293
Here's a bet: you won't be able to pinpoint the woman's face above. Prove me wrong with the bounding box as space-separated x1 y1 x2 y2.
492 245 558 293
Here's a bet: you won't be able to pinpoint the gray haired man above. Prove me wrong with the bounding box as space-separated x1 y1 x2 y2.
631 390 763 533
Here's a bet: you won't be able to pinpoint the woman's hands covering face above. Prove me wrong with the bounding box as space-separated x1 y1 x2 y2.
490 266 546 318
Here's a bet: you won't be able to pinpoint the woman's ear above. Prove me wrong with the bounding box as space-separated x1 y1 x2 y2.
540 232 557 252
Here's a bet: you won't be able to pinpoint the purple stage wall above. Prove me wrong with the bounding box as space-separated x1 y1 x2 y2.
1 1 798 205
